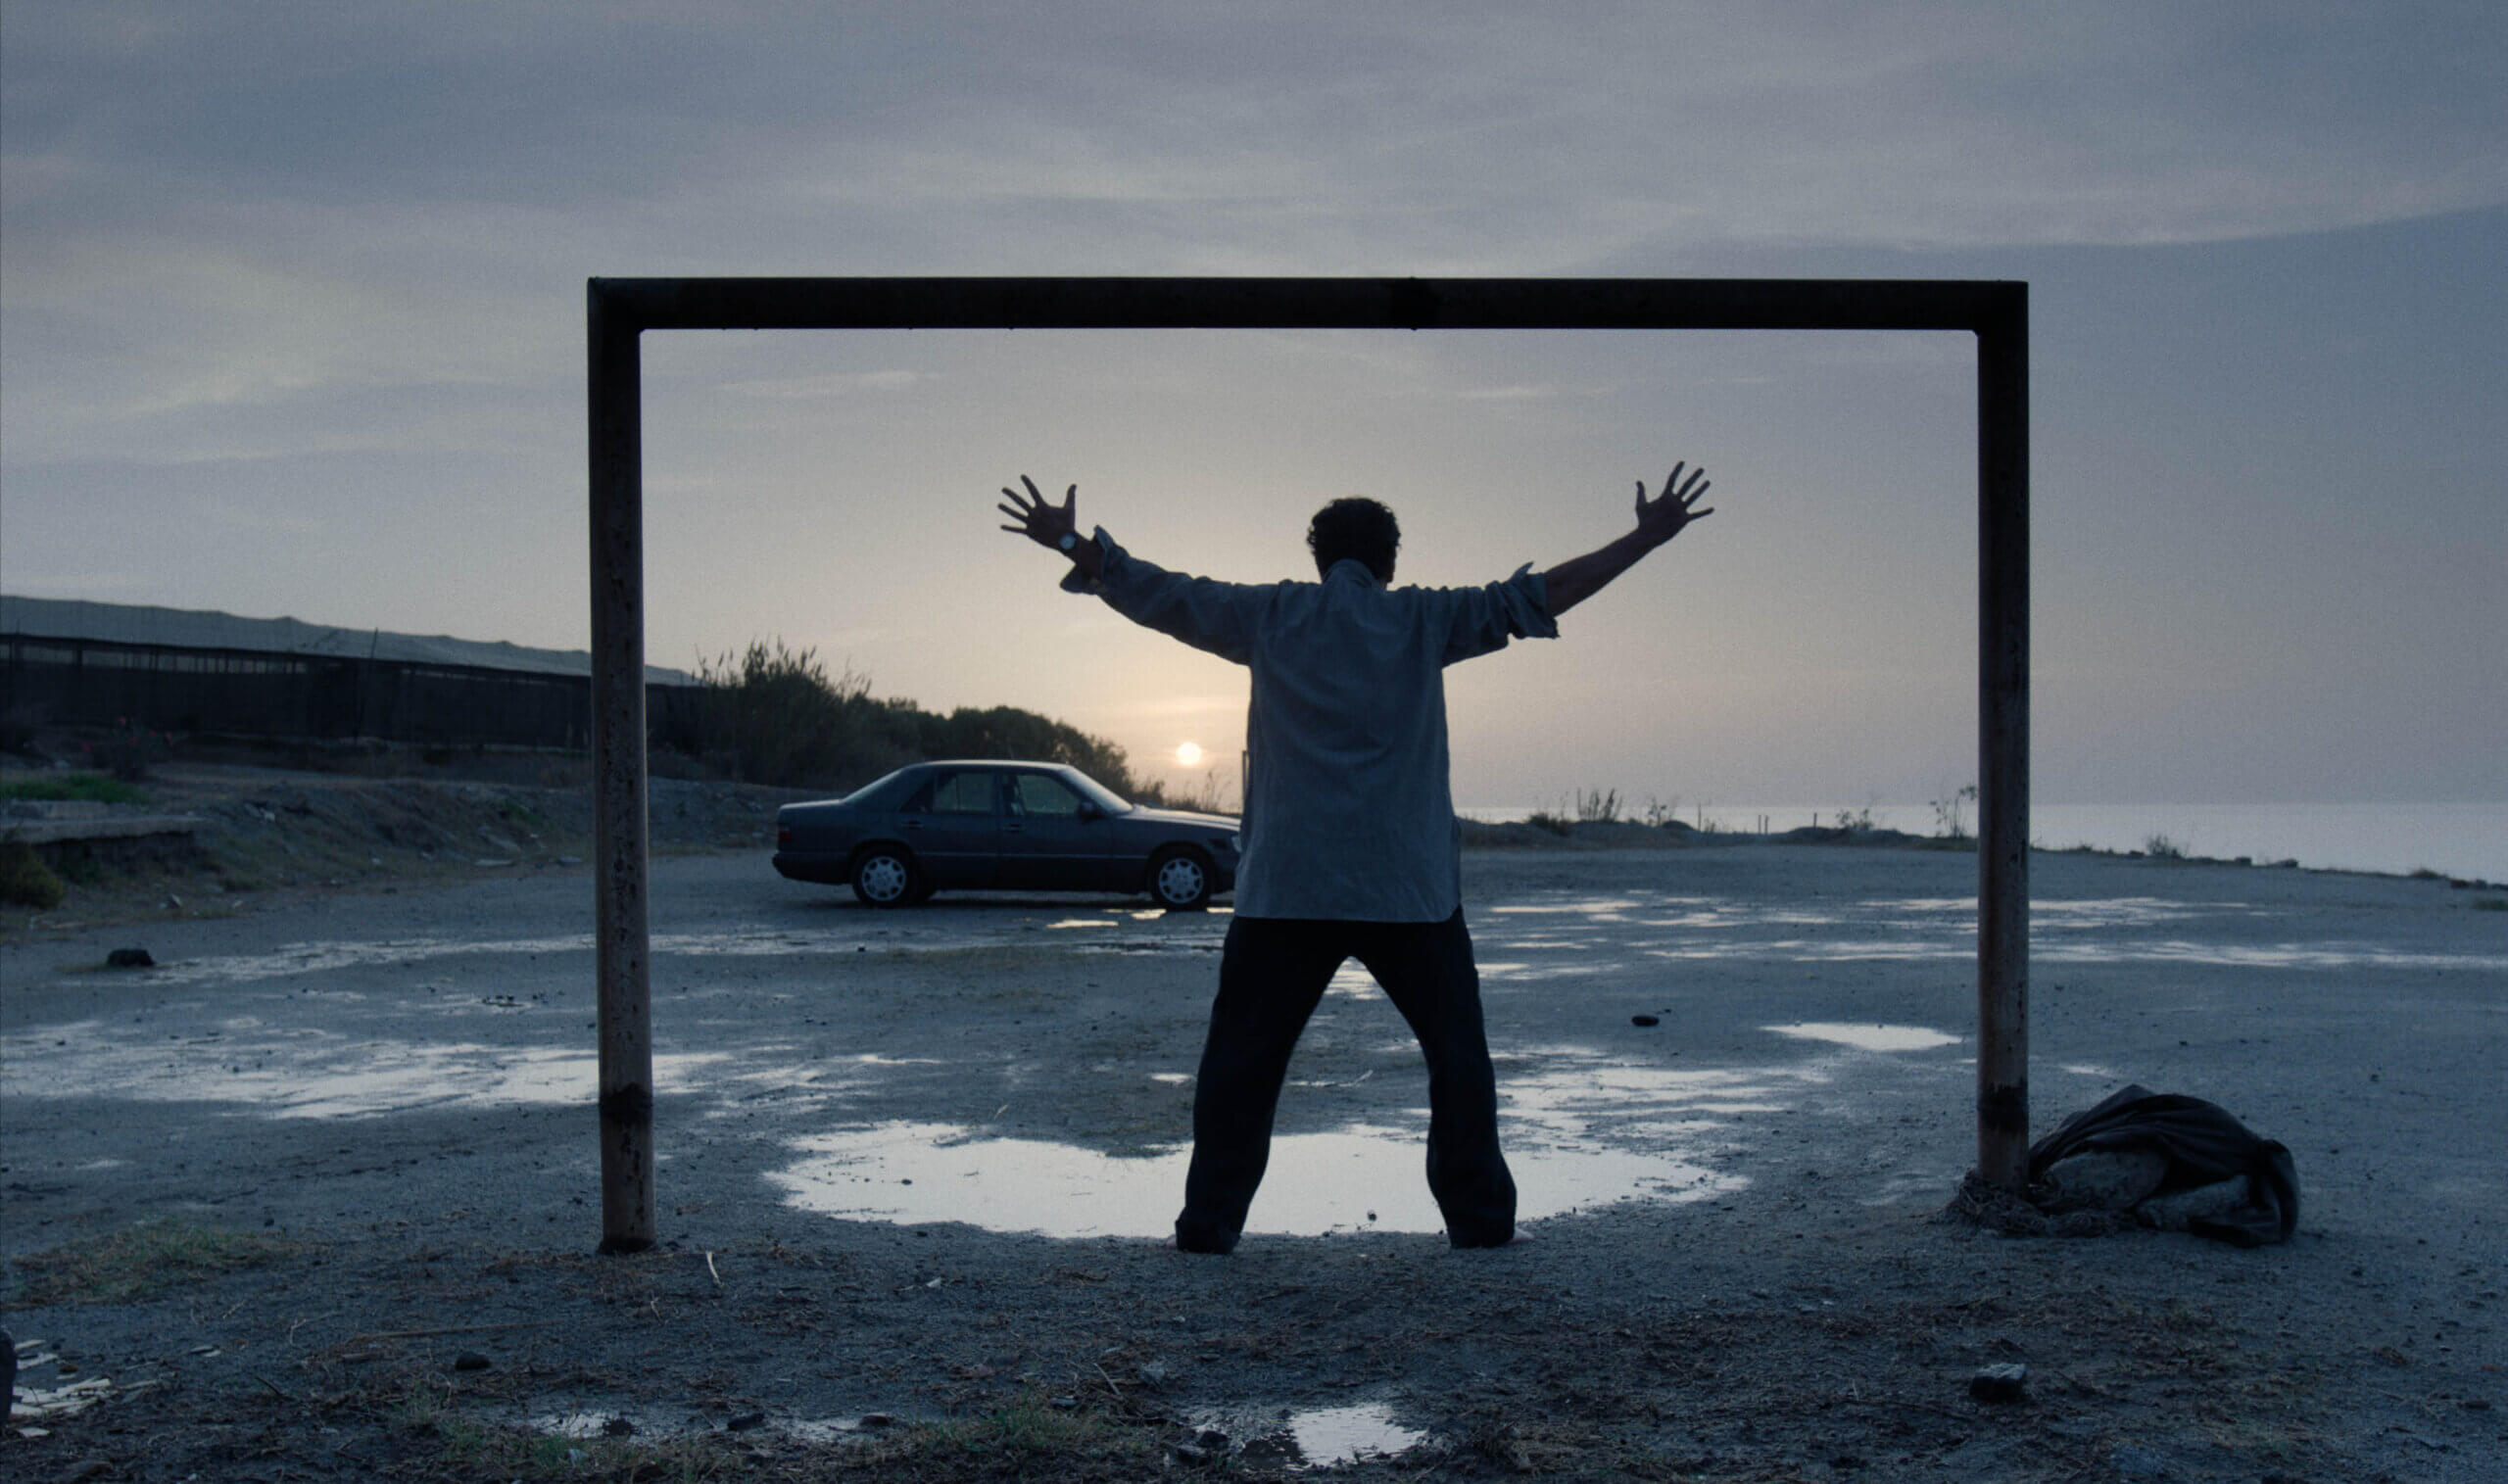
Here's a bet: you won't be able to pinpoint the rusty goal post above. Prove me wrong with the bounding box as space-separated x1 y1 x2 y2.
585 275 2030 1253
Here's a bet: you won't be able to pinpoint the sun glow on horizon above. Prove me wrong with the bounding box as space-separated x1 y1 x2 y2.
1176 742 1204 767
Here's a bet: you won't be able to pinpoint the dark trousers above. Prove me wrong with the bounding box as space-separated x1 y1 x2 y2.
1174 910 1517 1252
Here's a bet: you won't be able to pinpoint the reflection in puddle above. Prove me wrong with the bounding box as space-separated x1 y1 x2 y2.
1765 1023 1960 1053
772 1049 1767 1237
1288 1402 1425 1465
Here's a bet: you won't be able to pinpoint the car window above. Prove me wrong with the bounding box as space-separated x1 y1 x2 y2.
1010 773 1085 818
919 771 999 816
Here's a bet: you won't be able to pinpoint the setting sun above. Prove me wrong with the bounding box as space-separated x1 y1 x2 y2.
1176 742 1204 768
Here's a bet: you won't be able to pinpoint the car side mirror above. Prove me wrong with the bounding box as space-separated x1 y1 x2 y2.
1076 801 1102 821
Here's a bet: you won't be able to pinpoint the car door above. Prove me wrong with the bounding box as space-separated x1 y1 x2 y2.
898 767 1002 887
998 770 1115 890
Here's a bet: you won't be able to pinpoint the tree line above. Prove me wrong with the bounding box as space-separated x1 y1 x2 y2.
690 640 1155 800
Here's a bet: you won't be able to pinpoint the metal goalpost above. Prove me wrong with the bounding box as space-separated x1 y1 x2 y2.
585 276 2030 1253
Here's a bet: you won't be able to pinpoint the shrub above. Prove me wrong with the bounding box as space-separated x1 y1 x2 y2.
1574 788 1622 824
0 838 68 910
1932 784 1977 840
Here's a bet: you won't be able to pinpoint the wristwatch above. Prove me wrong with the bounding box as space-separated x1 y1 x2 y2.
1057 531 1081 553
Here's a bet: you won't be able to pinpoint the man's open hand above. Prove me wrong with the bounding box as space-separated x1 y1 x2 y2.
997 476 1079 550
1634 462 1713 547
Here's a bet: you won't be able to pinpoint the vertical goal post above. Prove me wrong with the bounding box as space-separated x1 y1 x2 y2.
585 275 2030 1254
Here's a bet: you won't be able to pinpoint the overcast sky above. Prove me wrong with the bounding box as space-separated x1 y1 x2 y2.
5 3 2502 809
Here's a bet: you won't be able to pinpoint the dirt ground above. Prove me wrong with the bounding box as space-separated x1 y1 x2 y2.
3 766 2502 1481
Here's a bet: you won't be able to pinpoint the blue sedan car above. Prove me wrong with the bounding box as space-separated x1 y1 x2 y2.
773 760 1240 909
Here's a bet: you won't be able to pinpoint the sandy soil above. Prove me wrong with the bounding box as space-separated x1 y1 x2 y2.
2 771 2502 1481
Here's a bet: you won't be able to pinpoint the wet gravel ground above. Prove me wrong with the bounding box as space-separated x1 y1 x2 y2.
4 843 2503 1480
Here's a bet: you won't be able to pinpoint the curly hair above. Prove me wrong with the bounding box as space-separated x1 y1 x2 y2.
1306 497 1400 583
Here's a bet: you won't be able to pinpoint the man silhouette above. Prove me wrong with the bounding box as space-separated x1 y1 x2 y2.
999 464 1714 1252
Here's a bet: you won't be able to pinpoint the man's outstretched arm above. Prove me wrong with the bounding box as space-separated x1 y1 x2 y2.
1540 462 1714 616
997 474 1105 581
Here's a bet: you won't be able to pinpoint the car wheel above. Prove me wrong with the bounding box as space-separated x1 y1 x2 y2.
850 846 920 908
1148 846 1213 911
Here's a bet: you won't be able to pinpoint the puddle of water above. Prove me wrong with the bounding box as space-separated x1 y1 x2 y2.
1488 898 1646 916
2037 940 2508 971
135 914 1236 987
771 1116 1745 1237
770 1049 1773 1238
1764 1023 1961 1053
530 1407 668 1440
1467 887 2469 973
0 1021 729 1118
1287 1402 1425 1465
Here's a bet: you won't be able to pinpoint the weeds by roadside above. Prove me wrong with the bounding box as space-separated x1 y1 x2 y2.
0 771 152 805
7 1219 305 1307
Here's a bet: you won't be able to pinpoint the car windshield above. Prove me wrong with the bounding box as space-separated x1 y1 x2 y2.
1063 769 1133 814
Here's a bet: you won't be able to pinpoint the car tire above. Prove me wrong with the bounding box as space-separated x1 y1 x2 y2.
850 845 921 908
1147 846 1214 911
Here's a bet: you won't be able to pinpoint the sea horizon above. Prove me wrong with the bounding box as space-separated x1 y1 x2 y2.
1457 799 2508 886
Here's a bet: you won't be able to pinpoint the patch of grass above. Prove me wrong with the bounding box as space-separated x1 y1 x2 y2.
7 1218 303 1306
0 771 150 804
373 1380 1161 1484
2470 897 2508 912
385 1373 739 1482
845 1393 1161 1477
1 837 67 909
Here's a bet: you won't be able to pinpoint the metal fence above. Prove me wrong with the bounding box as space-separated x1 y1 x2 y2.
1 633 702 751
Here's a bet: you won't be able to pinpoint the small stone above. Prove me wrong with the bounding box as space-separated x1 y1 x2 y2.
1968 1362 2029 1403
603 1415 636 1436
451 1352 491 1372
105 947 155 969
1195 1427 1230 1450
1049 1395 1079 1410
1631 1014 1661 1027
726 1411 766 1431
1169 1442 1213 1466
858 1412 894 1427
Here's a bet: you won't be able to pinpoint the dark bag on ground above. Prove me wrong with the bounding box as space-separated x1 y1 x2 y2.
2026 1084 2299 1247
